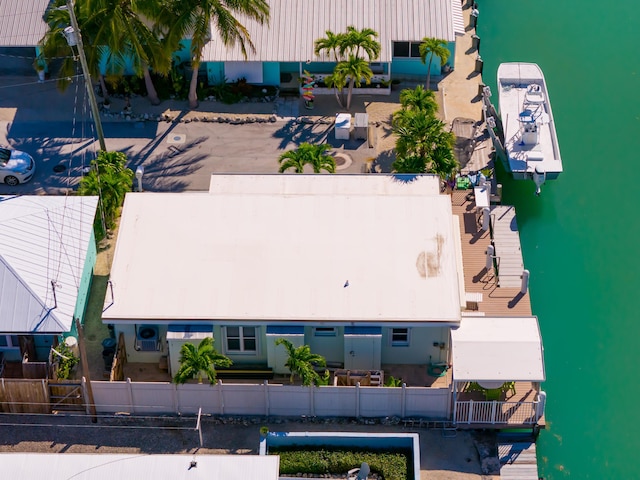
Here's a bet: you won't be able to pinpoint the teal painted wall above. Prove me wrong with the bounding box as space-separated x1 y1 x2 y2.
34 334 55 361
207 62 225 84
280 62 300 73
391 42 455 77
73 229 97 325
173 40 192 65
263 62 280 85
304 62 335 74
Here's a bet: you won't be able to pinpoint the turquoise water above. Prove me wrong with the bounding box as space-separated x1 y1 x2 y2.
478 1 640 477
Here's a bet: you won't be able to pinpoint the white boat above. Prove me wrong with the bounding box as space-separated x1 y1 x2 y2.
486 63 562 195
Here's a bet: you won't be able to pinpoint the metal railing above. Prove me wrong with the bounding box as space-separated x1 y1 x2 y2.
454 399 540 425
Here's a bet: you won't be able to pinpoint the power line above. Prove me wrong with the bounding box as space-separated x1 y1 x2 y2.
0 73 83 90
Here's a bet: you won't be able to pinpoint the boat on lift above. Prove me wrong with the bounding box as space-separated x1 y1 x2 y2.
483 63 562 195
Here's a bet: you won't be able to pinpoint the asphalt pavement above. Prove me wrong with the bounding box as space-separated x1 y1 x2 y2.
0 50 376 195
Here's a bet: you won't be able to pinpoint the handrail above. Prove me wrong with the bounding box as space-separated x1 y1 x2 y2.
454 399 540 425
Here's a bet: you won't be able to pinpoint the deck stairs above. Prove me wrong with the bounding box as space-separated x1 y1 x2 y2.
490 205 525 287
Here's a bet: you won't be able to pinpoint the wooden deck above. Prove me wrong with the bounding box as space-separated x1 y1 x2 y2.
451 191 532 316
491 205 525 288
498 438 539 479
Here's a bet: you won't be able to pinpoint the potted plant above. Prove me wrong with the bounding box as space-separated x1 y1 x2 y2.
33 59 46 82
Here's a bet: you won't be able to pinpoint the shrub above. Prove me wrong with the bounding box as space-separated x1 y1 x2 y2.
54 342 79 380
273 447 409 480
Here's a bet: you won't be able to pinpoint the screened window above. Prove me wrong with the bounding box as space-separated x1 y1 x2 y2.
393 42 410 57
391 328 410 346
225 326 257 353
314 327 337 337
392 42 423 59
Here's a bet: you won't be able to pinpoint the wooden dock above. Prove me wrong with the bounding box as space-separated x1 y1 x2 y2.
498 440 539 480
451 191 531 316
490 205 525 288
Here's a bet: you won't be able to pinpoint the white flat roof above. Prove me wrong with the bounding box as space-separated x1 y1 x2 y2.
0 196 98 333
0 453 279 480
105 175 462 324
203 0 462 63
451 316 545 382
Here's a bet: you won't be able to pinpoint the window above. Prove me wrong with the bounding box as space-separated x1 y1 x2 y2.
225 326 257 353
391 328 410 346
314 327 337 337
392 42 424 59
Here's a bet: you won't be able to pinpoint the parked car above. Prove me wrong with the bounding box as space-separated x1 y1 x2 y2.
0 147 36 186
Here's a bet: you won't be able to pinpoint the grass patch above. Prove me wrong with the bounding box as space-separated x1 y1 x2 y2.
271 447 410 480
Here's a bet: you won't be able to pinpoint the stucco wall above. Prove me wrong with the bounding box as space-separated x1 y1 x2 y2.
380 327 449 365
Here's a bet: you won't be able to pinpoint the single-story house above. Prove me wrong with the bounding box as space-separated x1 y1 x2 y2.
197 0 465 88
0 196 98 376
104 175 465 376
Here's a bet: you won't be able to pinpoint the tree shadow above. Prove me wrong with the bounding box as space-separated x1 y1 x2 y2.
272 120 333 150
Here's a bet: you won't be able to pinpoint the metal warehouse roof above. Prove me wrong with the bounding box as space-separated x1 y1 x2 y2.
0 0 50 47
0 196 98 333
104 175 463 324
203 0 464 63
451 316 546 382
0 453 280 480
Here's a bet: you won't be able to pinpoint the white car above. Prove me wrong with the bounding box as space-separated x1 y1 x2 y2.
0 147 36 186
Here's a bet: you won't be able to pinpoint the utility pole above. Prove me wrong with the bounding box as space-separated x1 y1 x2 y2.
75 318 98 423
64 0 107 151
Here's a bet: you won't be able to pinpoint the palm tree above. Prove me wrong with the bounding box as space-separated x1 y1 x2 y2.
77 151 134 241
314 26 381 110
392 109 458 177
91 0 171 105
342 26 381 61
398 85 438 116
274 338 329 386
313 29 343 60
332 55 374 110
40 0 171 105
392 155 428 174
419 37 451 90
173 337 232 385
160 0 269 109
278 143 336 173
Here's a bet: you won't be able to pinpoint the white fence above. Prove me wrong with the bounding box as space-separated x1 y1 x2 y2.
91 380 451 419
454 400 541 425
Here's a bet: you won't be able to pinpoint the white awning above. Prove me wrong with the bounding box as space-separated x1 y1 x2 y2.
451 316 545 382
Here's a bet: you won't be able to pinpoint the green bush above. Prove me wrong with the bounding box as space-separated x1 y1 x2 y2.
272 447 409 480
54 342 79 380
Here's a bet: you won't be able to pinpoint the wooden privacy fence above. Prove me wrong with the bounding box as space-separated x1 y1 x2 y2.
0 378 49 413
0 378 87 414
91 380 452 419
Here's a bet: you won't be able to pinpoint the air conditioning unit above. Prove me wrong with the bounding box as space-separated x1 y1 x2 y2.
136 325 159 351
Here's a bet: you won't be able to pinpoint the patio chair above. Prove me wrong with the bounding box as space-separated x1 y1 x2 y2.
484 388 502 401
348 462 370 480
502 381 516 397
465 381 483 392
